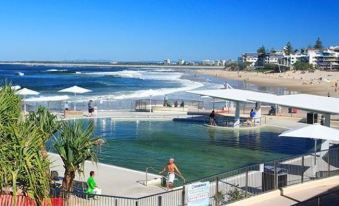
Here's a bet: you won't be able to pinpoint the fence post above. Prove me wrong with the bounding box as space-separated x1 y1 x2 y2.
215 177 219 206
158 196 162 206
274 161 278 190
181 186 185 206
301 156 304 183
327 150 331 177
245 167 249 197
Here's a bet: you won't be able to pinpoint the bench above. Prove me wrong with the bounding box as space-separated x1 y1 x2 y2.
64 110 84 118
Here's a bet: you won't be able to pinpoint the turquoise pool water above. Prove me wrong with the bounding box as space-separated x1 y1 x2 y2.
88 119 314 181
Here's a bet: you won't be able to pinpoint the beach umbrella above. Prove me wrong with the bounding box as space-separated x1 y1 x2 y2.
16 88 40 112
58 86 92 110
279 124 339 164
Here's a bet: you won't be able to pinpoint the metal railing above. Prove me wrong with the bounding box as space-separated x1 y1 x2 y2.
2 147 339 206
135 99 204 112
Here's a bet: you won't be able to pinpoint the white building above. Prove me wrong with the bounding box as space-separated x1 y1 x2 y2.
316 46 339 69
202 59 215 66
177 59 185 65
163 59 171 65
279 53 308 67
307 49 321 66
265 53 284 64
239 53 258 67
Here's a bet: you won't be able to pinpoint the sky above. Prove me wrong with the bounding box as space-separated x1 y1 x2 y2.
0 0 338 61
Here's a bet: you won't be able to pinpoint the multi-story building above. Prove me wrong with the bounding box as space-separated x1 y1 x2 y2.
265 53 284 64
279 53 308 67
307 49 320 66
239 53 258 67
316 46 339 70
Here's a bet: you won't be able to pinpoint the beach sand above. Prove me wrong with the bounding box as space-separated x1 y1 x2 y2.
195 69 339 97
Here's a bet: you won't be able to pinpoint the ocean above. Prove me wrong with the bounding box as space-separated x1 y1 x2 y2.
0 63 289 111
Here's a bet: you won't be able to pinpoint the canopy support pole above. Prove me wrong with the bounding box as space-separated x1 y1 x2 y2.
314 139 317 165
149 95 152 113
234 101 240 128
321 113 331 152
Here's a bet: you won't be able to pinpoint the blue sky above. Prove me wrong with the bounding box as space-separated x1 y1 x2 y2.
0 0 338 61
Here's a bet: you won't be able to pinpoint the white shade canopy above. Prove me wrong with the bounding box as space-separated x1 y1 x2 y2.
58 86 92 94
250 94 339 115
188 89 277 103
16 88 40 96
279 124 339 141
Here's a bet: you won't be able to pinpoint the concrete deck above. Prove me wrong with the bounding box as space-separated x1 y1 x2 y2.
228 175 339 206
57 111 190 121
48 153 165 198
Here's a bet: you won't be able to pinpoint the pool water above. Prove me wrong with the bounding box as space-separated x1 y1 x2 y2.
87 119 314 181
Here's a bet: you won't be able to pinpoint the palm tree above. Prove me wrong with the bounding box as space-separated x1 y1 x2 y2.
53 120 102 193
0 84 21 126
0 84 51 205
28 106 61 158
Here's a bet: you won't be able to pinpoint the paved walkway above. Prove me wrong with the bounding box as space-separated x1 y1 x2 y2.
56 110 190 121
228 176 339 206
48 153 165 198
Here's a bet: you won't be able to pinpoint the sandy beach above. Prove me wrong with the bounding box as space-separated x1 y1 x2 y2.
195 69 339 97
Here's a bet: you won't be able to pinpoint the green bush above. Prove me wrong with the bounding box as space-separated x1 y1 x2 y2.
293 61 313 70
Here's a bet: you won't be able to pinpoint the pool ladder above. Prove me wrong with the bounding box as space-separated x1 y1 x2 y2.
145 167 186 186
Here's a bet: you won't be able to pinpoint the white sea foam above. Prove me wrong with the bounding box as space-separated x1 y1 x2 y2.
46 69 68 72
82 70 183 81
71 78 203 103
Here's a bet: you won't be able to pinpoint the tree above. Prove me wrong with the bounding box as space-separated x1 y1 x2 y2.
284 42 293 55
257 46 266 55
28 107 60 158
293 61 313 70
314 37 323 50
0 83 21 126
0 84 51 205
257 46 267 67
54 121 102 194
270 48 276 54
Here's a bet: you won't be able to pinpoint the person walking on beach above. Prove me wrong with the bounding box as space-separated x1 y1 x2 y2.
86 171 101 197
160 158 183 190
88 100 94 116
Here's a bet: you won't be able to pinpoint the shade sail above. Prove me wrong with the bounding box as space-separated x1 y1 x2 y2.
16 88 40 96
188 89 277 103
58 86 92 94
249 94 339 114
187 89 339 115
279 124 339 141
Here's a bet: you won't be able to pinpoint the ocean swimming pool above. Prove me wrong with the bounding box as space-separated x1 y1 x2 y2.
81 118 314 181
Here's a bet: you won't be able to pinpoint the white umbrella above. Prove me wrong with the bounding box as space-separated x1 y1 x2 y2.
279 124 339 164
16 88 40 112
58 86 92 110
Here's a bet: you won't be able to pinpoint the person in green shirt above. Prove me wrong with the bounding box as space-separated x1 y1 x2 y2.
86 171 101 196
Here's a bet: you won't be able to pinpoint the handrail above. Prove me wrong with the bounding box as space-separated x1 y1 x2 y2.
145 167 161 186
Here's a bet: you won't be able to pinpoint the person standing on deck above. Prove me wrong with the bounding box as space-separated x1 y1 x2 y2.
209 110 216 126
160 158 183 190
88 100 94 117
